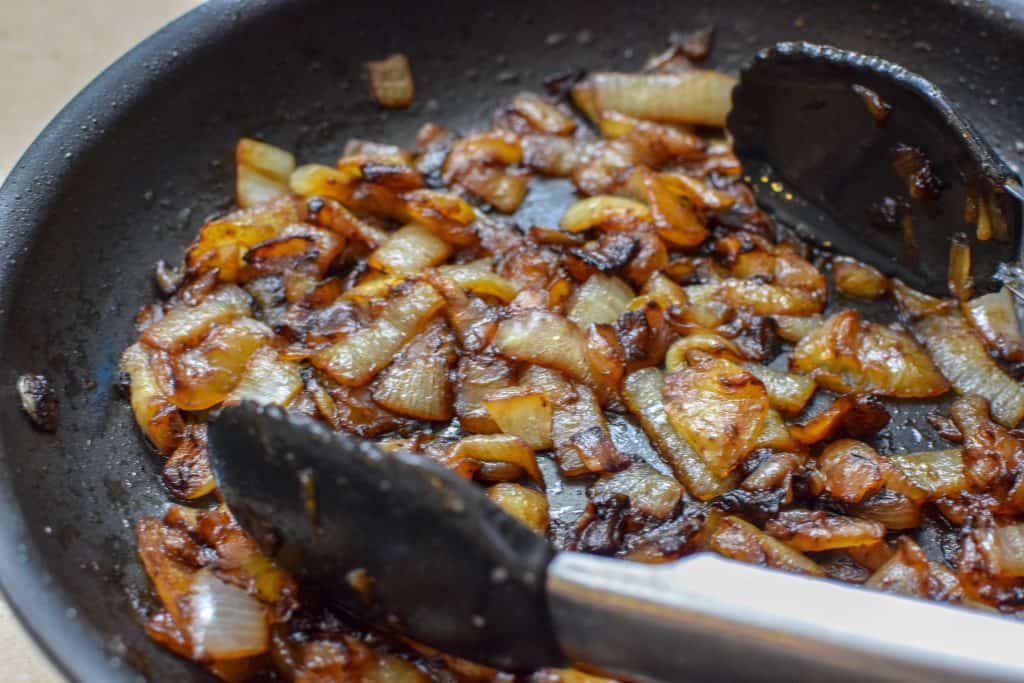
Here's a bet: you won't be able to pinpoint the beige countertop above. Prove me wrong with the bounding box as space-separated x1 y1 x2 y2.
1 2 200 679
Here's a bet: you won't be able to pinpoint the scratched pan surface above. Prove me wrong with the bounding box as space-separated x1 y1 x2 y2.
1 0 1024 681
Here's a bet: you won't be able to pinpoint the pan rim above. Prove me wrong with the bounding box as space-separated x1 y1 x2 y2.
0 2 292 681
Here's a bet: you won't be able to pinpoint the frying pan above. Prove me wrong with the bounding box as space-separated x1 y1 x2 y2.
1 0 1023 681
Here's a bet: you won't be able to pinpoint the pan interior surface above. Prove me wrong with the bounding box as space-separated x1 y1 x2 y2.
0 1 1022 681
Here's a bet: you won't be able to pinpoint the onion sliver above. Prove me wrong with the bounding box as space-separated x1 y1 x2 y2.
187 569 269 660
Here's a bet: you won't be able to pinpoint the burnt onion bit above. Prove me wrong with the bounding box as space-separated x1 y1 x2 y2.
17 373 58 432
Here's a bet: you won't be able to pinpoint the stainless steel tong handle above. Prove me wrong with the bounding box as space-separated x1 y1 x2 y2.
547 552 1024 683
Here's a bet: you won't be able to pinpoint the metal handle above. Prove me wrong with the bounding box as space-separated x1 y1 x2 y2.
547 552 1024 683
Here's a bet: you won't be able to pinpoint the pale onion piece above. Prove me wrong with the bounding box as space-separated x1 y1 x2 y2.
765 509 886 552
140 285 251 352
187 569 269 661
572 70 737 127
120 343 182 454
772 314 824 343
168 317 272 411
454 355 515 434
235 138 295 209
449 434 543 484
487 483 549 534
621 368 737 500
884 449 966 500
590 462 682 520
663 356 768 478
685 280 824 316
664 333 744 371
551 384 627 474
641 271 688 310
743 363 816 414
913 311 1024 427
709 516 824 576
567 274 635 328
289 163 359 201
369 223 453 275
224 347 303 407
753 408 796 451
371 321 455 421
964 288 1024 362
509 92 576 135
832 255 889 300
483 387 553 450
438 259 520 303
559 196 652 233
791 309 950 398
366 53 415 108
312 282 445 386
492 311 594 385
993 525 1024 577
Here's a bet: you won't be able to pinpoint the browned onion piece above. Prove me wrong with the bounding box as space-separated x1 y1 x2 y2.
963 288 1024 362
551 384 628 475
662 354 767 478
818 439 885 504
487 483 549 535
492 311 596 387
366 53 415 108
120 343 183 454
590 462 683 520
447 434 543 485
765 509 885 552
685 280 824 316
947 233 973 301
789 394 891 445
791 309 949 398
709 516 824 576
913 310 1024 428
312 281 445 386
832 255 889 300
621 367 737 500
236 138 295 209
453 354 514 434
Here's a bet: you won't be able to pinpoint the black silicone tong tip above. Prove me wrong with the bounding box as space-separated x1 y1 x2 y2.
728 42 1022 295
206 402 564 671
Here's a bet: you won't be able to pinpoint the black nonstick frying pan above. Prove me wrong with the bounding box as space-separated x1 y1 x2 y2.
2 1 1024 681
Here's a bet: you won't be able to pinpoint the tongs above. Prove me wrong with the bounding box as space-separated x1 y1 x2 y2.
208 44 1024 683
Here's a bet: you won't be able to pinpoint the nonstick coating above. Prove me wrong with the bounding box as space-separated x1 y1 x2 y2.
1 1 1023 681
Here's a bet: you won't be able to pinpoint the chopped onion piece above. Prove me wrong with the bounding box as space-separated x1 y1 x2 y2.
492 311 595 386
454 354 515 434
551 384 627 475
439 259 520 303
832 256 889 300
913 310 1024 427
572 70 737 127
567 274 634 328
590 462 682 520
187 569 269 660
483 387 553 450
664 333 744 370
884 449 966 500
371 321 455 420
818 439 885 504
366 54 415 109
641 271 688 310
791 309 949 398
686 280 824 316
743 363 816 414
663 355 767 477
963 288 1024 362
509 92 576 135
772 314 823 343
236 138 295 209
765 509 885 552
369 223 453 275
559 196 652 233
313 282 445 386
487 483 549 534
621 368 737 500
120 343 182 454
993 524 1024 577
225 347 303 407
141 286 251 352
709 516 824 576
449 434 543 484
